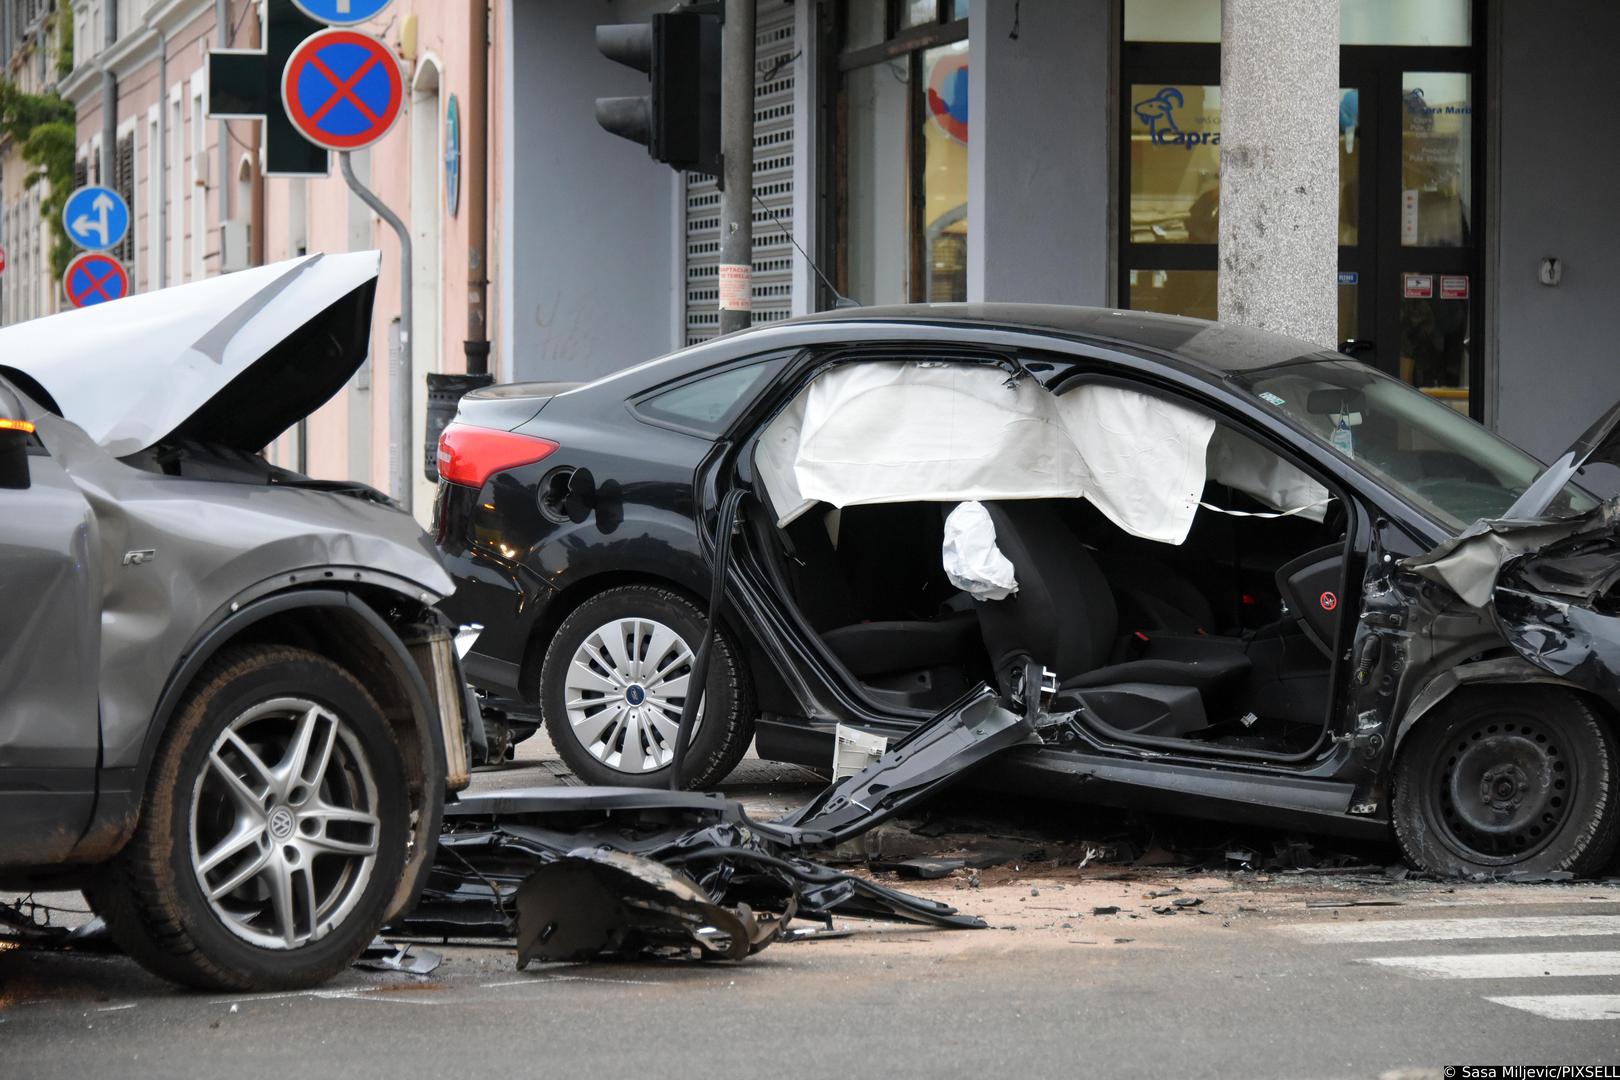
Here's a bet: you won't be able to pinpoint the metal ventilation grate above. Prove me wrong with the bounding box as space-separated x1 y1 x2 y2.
683 0 796 346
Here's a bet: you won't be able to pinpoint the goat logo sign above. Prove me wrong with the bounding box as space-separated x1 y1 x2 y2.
281 29 403 152
1134 87 1220 151
63 185 130 252
290 0 396 26
63 252 129 309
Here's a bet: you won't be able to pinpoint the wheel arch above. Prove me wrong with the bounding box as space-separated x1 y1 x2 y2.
1394 655 1620 754
99 584 450 921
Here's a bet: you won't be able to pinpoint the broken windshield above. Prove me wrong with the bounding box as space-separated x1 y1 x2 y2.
1237 359 1598 532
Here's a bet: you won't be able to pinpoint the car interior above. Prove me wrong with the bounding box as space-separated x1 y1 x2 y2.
745 365 1358 758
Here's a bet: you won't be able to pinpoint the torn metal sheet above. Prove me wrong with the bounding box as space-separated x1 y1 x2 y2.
355 938 444 975
401 699 1032 962
515 849 780 966
1403 504 1618 609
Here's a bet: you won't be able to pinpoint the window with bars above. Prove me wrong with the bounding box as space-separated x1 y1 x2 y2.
114 133 134 266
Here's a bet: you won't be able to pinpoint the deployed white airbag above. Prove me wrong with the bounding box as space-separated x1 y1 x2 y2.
942 501 1019 601
757 362 1218 544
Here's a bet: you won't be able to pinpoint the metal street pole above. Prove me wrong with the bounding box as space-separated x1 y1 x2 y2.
340 150 413 512
717 0 755 336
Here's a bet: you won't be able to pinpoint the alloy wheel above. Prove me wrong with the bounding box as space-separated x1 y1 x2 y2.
561 616 701 773
189 697 382 950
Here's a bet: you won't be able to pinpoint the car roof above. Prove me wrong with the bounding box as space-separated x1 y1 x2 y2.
778 303 1335 374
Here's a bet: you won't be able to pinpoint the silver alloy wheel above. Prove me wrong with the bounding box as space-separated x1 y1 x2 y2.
189 697 381 951
562 616 702 773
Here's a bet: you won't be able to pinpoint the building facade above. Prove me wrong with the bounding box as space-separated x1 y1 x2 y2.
20 0 1618 522
1 0 68 327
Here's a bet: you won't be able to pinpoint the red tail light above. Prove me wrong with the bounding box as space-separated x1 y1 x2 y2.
437 424 559 488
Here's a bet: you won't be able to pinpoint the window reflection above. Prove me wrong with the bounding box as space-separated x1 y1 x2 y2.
1129 269 1218 321
1401 73 1472 247
1129 84 1221 245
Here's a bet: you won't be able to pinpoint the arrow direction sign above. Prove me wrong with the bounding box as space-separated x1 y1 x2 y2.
63 252 130 309
63 185 130 252
291 0 395 25
208 0 329 176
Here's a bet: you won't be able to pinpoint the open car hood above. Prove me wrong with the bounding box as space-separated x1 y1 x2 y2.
0 252 379 457
1504 399 1620 521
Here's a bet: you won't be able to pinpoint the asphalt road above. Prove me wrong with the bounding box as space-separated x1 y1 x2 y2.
5 739 1619 1080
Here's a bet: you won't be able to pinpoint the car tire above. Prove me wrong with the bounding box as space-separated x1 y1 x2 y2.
92 645 410 991
1392 687 1620 878
540 585 753 789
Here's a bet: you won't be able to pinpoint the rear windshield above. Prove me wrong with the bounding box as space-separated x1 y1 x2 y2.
1236 359 1598 532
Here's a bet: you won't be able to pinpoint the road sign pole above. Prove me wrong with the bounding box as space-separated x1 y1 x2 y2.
717 0 755 336
340 150 412 512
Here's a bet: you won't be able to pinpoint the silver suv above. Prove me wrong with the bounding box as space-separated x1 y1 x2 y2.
0 253 468 990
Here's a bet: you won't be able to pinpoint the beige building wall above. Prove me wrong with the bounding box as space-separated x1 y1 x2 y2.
2 0 68 326
257 2 488 523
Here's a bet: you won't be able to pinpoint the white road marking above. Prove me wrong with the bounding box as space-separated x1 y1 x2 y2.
95 1003 137 1013
1364 951 1620 979
1276 914 1620 944
1485 995 1620 1020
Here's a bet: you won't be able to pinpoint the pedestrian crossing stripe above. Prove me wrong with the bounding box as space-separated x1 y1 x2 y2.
1485 995 1620 1020
1276 914 1620 944
1363 951 1620 979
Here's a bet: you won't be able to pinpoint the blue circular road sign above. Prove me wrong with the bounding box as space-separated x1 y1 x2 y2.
63 185 130 253
290 0 395 26
282 28 404 152
63 252 130 309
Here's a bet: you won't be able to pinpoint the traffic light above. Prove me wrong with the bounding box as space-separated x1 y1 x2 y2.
594 12 720 175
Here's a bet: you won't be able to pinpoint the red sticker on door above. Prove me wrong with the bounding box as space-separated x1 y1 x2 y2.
1403 273 1433 299
1439 274 1469 300
1319 591 1339 611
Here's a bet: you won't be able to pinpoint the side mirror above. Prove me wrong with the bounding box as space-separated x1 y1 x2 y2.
0 386 34 490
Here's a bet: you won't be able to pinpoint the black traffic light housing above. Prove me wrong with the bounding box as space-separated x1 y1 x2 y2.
595 12 721 176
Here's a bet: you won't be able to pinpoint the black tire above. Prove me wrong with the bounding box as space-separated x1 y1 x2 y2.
92 645 410 990
540 585 753 789
1392 687 1620 878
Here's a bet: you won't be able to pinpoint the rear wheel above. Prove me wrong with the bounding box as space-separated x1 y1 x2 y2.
539 585 753 789
93 646 410 990
1392 687 1620 877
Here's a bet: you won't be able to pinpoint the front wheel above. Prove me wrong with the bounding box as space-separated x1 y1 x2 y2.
93 645 410 990
1392 687 1620 878
539 585 753 789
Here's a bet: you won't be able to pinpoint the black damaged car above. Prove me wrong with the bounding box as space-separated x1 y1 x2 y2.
434 305 1620 878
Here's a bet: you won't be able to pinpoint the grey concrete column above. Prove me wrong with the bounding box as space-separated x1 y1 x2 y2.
968 0 1112 305
1217 0 1339 345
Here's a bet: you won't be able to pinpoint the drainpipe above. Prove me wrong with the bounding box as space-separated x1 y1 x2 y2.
217 0 230 225
463 0 489 375
157 28 167 286
99 0 118 185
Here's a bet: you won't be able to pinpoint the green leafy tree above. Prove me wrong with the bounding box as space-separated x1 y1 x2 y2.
0 82 77 279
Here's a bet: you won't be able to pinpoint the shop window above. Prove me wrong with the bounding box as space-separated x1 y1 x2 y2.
1128 83 1221 245
1400 73 1472 248
1125 0 1470 46
1129 270 1217 321
837 1 968 306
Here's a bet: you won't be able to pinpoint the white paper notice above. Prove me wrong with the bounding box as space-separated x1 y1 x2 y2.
718 263 753 311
